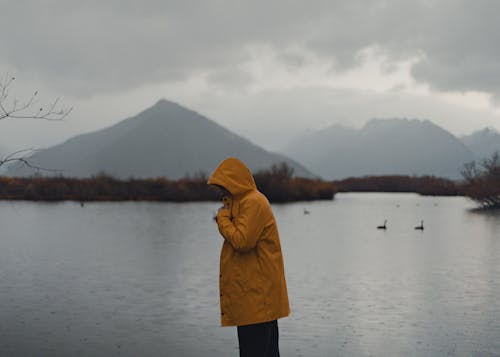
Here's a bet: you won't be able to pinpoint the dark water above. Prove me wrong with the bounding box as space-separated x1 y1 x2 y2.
1 193 499 356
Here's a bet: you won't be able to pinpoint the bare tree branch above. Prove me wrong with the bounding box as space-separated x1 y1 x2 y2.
0 73 72 172
461 151 500 209
0 148 62 173
0 74 73 121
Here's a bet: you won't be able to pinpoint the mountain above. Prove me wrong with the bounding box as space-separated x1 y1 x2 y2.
461 128 500 160
282 118 476 179
6 99 315 179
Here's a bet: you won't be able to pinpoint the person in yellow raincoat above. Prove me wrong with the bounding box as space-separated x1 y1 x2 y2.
207 157 290 357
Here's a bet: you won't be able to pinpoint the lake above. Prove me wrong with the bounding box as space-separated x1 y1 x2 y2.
1 193 499 356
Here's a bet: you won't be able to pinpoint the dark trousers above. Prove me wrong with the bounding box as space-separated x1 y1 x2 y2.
237 319 280 357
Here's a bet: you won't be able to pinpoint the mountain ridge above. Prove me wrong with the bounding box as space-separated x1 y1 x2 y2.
6 99 315 179
460 127 500 160
282 118 476 180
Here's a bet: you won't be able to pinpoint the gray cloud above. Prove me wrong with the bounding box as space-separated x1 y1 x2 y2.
1 0 500 100
1 0 330 96
191 85 500 151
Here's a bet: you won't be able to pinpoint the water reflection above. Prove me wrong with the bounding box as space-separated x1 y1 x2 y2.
0 194 499 356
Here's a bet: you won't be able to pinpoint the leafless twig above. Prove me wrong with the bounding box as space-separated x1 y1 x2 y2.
0 148 62 173
0 73 73 121
0 73 72 171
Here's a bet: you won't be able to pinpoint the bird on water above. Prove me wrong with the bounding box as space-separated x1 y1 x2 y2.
415 220 424 230
377 220 387 230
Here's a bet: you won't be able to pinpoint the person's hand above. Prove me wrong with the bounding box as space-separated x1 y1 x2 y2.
217 197 231 221
214 195 231 223
217 205 230 216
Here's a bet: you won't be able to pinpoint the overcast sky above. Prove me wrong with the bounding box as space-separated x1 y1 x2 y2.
1 0 499 153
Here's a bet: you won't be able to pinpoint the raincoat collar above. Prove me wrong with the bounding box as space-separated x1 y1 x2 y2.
207 157 257 196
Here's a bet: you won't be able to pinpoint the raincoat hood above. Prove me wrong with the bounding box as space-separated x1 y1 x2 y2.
207 157 257 196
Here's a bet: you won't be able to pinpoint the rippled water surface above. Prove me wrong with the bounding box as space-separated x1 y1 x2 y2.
1 193 499 356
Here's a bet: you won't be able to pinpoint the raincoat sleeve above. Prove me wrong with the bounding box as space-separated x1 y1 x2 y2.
216 199 266 252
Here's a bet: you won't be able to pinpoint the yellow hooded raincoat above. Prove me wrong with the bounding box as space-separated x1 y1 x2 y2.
208 158 291 327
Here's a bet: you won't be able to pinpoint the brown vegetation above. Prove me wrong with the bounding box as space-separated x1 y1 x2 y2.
8 161 491 204
461 152 500 209
254 163 336 202
0 163 336 203
333 175 462 196
0 174 217 202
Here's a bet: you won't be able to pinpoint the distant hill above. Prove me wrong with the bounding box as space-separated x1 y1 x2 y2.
282 118 476 179
461 128 500 161
6 99 315 179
